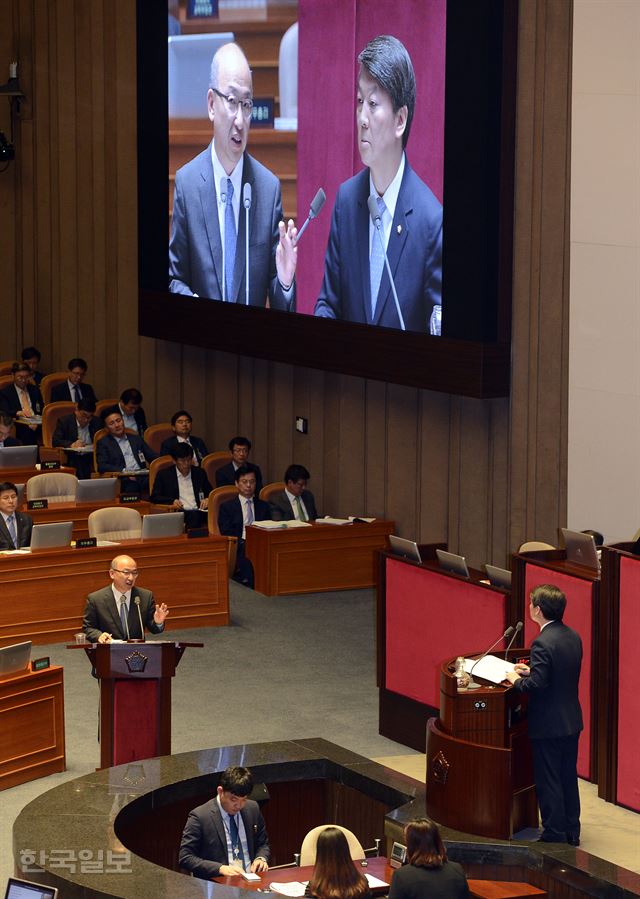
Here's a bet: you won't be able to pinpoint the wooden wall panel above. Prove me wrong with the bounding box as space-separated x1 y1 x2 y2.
4 0 572 569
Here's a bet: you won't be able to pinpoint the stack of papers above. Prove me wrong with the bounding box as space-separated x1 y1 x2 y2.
251 520 312 530
269 883 307 897
463 654 516 684
315 517 353 526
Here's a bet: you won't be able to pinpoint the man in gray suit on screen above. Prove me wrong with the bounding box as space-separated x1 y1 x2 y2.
169 42 297 309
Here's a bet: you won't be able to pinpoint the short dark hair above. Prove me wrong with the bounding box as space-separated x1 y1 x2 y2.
229 436 251 451
404 818 447 869
285 464 310 484
77 398 96 414
101 405 122 423
0 481 18 496
171 409 192 426
581 528 604 547
21 346 41 362
530 584 566 622
120 388 143 405
67 357 87 372
234 465 255 483
11 363 31 375
0 413 14 428
171 443 193 461
357 35 416 148
218 766 253 796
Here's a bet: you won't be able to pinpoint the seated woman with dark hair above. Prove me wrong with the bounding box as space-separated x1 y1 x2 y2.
305 828 370 899
388 818 469 899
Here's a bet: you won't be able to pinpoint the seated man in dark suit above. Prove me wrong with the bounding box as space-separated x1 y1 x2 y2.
179 765 270 878
160 409 208 464
150 443 212 528
216 436 263 494
0 481 33 550
96 406 156 495
118 387 147 437
52 398 101 479
21 346 45 387
0 363 43 445
51 357 98 404
218 466 270 588
270 464 318 521
0 414 21 447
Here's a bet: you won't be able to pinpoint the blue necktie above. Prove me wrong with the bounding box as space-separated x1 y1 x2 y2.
119 597 128 638
369 196 387 319
225 179 236 301
246 499 254 525
228 814 245 868
7 514 18 548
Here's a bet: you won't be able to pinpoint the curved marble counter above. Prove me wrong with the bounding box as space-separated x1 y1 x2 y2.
13 739 640 899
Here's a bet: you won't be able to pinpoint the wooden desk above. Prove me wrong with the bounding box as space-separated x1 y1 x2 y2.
0 536 229 647
0 664 65 790
0 464 75 484
215 857 546 899
245 520 394 595
22 499 150 540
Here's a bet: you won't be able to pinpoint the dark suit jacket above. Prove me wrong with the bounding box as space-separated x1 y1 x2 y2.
388 861 470 899
179 797 270 879
314 162 442 332
0 436 21 447
52 413 102 448
119 405 147 437
169 146 295 311
82 585 164 642
50 381 98 404
96 433 156 473
0 383 44 417
513 620 583 739
151 465 212 506
0 511 33 550
218 496 271 539
269 489 318 521
159 435 208 464
216 461 263 494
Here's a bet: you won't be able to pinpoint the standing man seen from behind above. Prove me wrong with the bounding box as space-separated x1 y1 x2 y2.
0 481 33 550
82 554 169 643
505 584 583 846
179 765 270 878
314 35 442 333
218 466 270 588
169 42 297 309
216 436 263 494
269 464 318 521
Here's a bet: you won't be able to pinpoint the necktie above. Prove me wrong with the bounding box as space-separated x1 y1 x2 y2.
294 496 307 522
228 814 245 869
19 388 33 417
225 179 236 301
7 514 18 548
369 196 387 319
73 384 81 402
119 596 128 638
246 499 254 525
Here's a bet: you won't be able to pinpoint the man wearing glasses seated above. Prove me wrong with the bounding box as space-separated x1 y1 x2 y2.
82 554 169 643
169 42 297 310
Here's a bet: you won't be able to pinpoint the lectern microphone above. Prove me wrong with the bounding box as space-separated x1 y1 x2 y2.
504 620 523 660
134 597 145 642
468 625 514 690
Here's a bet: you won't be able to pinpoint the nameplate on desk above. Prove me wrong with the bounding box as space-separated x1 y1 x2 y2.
75 537 97 549
27 499 48 510
31 657 50 672
120 494 140 504
41 460 61 470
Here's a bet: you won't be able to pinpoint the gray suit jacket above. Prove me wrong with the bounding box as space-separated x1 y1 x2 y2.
82 585 164 642
179 797 270 879
0 511 33 550
270 489 318 521
169 146 295 310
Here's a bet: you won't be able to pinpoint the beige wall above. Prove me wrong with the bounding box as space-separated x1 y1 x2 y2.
569 0 640 543
1 0 572 566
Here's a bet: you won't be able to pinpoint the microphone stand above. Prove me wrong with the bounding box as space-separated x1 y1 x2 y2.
219 177 227 302
367 196 406 331
243 183 252 306
468 626 514 690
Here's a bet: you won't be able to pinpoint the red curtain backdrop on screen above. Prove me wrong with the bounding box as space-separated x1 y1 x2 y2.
617 556 640 810
296 0 446 313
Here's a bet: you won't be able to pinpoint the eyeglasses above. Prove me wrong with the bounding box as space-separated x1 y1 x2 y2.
212 88 253 118
111 569 139 577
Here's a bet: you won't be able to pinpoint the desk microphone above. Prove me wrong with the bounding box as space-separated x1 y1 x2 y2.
219 177 228 302
243 182 252 306
504 620 523 660
367 196 405 331
295 188 326 243
134 597 145 642
468 625 514 690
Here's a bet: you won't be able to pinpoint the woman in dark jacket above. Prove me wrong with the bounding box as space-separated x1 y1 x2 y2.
305 827 370 899
388 818 469 899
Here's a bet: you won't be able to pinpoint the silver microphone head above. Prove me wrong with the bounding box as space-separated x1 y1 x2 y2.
367 195 381 225
310 187 326 218
243 182 252 208
219 176 227 204
135 597 140 605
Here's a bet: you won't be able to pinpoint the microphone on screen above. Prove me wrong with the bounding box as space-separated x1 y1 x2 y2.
243 182 252 306
220 176 228 302
294 188 326 243
134 597 145 642
367 195 406 331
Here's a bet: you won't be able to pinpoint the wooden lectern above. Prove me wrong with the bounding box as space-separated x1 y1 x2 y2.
425 651 539 839
74 641 202 769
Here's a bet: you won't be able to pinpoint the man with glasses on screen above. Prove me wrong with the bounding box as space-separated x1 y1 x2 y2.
169 42 297 310
314 35 442 334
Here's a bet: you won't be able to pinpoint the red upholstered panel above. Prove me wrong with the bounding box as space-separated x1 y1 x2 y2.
297 0 446 312
523 564 593 779
617 556 640 810
113 680 158 766
385 558 506 708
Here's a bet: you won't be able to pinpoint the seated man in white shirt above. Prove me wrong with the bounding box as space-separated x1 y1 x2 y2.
269 464 318 521
150 442 212 528
96 406 156 495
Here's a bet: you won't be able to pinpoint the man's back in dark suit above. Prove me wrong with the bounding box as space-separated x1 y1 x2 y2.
51 381 98 404
269 488 318 521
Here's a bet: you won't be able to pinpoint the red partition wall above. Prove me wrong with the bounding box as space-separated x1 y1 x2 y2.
297 0 446 311
523 564 594 780
617 556 640 810
385 558 507 708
